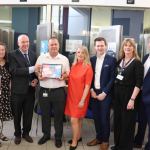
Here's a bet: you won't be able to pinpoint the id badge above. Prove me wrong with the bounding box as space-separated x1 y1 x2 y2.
116 74 124 80
43 92 48 97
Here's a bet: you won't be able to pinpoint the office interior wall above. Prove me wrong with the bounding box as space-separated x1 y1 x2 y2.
91 7 111 27
143 9 150 29
50 0 150 8
0 7 12 29
112 10 144 42
39 5 51 24
90 7 111 54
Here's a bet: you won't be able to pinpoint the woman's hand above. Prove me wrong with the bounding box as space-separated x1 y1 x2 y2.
78 100 84 108
127 99 134 110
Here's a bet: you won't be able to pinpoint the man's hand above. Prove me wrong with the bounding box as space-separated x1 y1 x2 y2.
31 79 38 87
96 92 107 101
35 64 42 73
57 72 68 81
38 74 49 81
91 90 97 99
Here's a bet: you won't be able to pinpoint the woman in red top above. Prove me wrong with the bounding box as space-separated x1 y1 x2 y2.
65 46 93 150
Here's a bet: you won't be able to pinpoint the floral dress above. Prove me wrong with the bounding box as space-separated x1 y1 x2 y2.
0 64 13 121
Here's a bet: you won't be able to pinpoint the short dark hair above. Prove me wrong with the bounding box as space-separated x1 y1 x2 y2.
0 42 7 61
94 37 107 46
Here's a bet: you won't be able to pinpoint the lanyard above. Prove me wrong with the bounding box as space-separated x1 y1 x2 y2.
122 58 133 69
118 58 133 75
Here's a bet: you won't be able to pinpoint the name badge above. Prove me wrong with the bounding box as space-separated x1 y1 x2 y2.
43 92 48 97
116 74 124 80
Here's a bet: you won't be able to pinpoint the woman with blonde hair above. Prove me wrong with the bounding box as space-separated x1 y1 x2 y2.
65 46 93 150
112 39 144 150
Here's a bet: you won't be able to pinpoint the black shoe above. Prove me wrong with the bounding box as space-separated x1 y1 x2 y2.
68 137 82 144
133 143 142 148
22 135 33 143
38 136 50 145
14 136 21 145
55 140 62 148
69 143 78 150
144 143 150 150
111 145 118 150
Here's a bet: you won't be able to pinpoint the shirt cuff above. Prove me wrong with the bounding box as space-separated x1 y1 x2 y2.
29 66 35 74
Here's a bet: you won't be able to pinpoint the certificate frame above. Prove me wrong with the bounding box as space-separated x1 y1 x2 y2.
41 64 62 79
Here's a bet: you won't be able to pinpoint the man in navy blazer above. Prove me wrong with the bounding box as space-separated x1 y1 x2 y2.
87 37 116 150
134 51 150 150
9 34 38 145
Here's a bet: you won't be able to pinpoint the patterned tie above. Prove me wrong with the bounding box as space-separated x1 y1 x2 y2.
24 54 30 66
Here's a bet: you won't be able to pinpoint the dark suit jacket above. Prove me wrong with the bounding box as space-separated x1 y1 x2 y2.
142 54 150 104
8 49 37 94
90 54 116 95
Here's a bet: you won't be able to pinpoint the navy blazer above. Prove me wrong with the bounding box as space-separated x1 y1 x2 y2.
142 54 150 104
90 54 116 95
8 49 37 94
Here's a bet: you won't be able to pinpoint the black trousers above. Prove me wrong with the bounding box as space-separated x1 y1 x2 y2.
134 99 147 146
113 85 137 150
39 87 66 140
11 87 35 137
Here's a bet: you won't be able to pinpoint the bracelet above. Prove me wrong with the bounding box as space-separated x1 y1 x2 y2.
130 98 135 101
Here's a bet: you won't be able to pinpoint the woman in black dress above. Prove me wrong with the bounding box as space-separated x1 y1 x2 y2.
0 42 13 146
113 39 144 150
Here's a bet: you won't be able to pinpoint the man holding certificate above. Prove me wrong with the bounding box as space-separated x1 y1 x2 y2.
35 37 70 148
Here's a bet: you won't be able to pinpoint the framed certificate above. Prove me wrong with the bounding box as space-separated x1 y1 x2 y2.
42 64 62 78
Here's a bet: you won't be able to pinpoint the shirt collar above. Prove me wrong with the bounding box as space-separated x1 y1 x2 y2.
45 53 61 59
19 49 28 55
97 53 106 59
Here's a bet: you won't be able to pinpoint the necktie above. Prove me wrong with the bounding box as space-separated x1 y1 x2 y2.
24 54 30 66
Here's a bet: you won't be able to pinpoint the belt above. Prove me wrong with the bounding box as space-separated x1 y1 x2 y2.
40 86 64 91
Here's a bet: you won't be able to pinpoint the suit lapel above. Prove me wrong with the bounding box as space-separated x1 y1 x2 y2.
16 49 28 67
93 56 97 72
143 54 149 64
101 54 108 75
143 54 150 78
28 51 33 65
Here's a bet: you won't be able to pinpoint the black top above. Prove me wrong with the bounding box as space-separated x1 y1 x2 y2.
114 59 144 88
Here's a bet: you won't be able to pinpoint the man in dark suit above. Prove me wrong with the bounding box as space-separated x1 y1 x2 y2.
9 34 38 145
87 37 116 150
134 48 150 149
142 52 150 150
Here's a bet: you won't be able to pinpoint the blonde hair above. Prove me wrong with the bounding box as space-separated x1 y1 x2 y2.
119 38 140 60
73 46 91 66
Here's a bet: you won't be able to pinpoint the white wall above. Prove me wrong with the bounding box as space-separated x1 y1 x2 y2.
50 0 150 8
0 0 49 5
91 7 111 27
144 9 150 29
0 0 150 8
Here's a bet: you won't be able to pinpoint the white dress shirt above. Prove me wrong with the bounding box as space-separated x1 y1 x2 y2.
36 53 70 89
94 53 105 89
144 54 150 78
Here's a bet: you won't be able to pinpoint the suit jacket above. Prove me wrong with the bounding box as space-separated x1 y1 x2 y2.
90 54 116 95
142 54 150 104
8 49 37 94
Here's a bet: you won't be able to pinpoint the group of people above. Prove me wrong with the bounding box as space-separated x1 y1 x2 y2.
0 34 150 150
